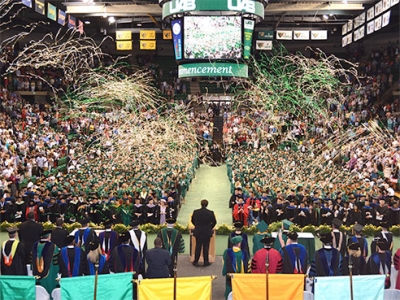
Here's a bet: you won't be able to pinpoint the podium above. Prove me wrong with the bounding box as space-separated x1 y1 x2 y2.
189 229 216 263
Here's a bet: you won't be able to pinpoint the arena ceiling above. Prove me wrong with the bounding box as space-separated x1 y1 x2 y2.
60 0 380 35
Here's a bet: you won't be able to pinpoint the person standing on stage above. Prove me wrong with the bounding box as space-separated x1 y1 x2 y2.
251 234 282 274
222 236 250 300
145 237 171 278
129 219 147 276
31 230 59 295
109 231 140 276
191 199 217 266
280 231 308 274
74 218 96 254
309 233 342 277
157 218 185 277
18 211 43 264
342 242 367 275
347 223 368 258
58 236 88 277
51 218 69 249
367 237 392 289
331 218 346 258
1 227 27 275
98 219 118 260
228 221 250 257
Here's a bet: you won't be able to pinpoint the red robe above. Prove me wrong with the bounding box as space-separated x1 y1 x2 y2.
233 203 249 226
26 205 39 221
251 248 283 274
394 248 400 289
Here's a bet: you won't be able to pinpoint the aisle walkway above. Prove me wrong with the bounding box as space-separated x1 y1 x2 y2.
177 164 232 226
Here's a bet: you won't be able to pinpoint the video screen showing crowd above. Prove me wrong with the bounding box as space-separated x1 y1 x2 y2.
1 214 184 297
184 16 242 60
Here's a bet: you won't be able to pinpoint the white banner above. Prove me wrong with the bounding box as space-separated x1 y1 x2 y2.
383 0 391 10
256 40 272 50
276 30 292 40
367 21 375 34
367 7 375 21
391 0 399 6
293 30 309 40
342 24 348 35
347 19 353 32
382 10 391 27
375 16 382 31
311 30 327 40
375 0 383 15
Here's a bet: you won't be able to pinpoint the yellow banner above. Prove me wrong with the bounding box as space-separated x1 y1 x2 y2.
232 274 304 300
116 31 132 40
163 30 172 40
138 276 212 300
140 30 156 40
116 41 132 51
140 41 156 50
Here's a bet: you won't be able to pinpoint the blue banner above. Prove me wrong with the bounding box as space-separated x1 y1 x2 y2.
58 10 66 26
21 0 32 8
314 275 385 300
171 19 182 60
68 15 76 29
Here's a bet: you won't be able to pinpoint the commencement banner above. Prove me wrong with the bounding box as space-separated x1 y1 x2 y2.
178 62 248 78
58 10 66 26
0 276 36 300
116 31 132 40
61 273 133 300
231 274 304 300
116 41 133 51
140 30 156 40
47 3 57 21
314 275 385 300
243 19 255 59
140 40 156 50
138 276 212 300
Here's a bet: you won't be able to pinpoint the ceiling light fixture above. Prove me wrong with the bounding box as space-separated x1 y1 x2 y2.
108 16 116 24
323 14 329 20
84 20 91 25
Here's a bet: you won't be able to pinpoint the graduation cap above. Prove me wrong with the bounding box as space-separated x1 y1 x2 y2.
282 219 293 230
119 231 130 243
79 218 91 225
6 226 19 234
88 239 100 251
130 220 140 227
234 221 244 229
103 219 113 228
319 233 333 244
230 236 243 245
374 237 389 251
353 223 364 233
65 235 75 245
287 231 298 240
348 242 361 251
40 230 52 238
332 218 343 228
260 234 275 245
166 218 176 224
256 220 269 233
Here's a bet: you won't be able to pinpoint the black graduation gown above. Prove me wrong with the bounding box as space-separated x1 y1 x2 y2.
366 252 392 288
309 247 341 277
295 208 311 227
132 204 145 224
58 246 88 277
46 203 60 223
371 232 393 255
14 202 27 222
145 204 158 224
332 231 347 258
1 240 27 275
260 205 274 224
342 255 367 275
109 244 140 277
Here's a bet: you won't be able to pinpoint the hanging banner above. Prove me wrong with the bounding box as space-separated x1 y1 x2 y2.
140 40 156 50
35 0 45 15
178 62 248 78
243 19 255 59
68 15 76 29
293 30 309 40
256 40 272 50
116 31 132 40
375 0 383 15
383 0 391 11
392 0 399 6
311 30 327 40
314 275 385 300
140 30 156 40
171 18 183 60
342 24 348 35
47 3 57 21
257 30 274 40
116 41 132 50
231 274 304 300
276 30 292 40
375 16 382 31
138 276 212 300
78 20 84 34
163 30 172 40
382 10 391 27
22 0 32 8
367 7 375 21
367 20 375 34
61 273 133 300
58 10 66 26
0 276 36 300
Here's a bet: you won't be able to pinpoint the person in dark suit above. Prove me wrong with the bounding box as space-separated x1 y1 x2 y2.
58 236 88 277
51 218 69 249
191 199 217 266
145 237 171 278
18 211 43 264
1 227 27 275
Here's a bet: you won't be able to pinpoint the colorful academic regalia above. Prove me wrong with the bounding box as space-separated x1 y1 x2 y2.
1 239 27 275
251 248 282 274
280 243 308 274
309 247 342 277
222 247 249 300
157 228 185 277
98 230 118 260
109 244 140 276
228 232 250 257
394 248 400 289
58 246 88 277
367 252 392 289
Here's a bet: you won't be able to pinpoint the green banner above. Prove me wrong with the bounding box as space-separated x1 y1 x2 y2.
0 276 36 300
47 3 57 21
257 30 274 40
61 273 133 300
162 0 265 20
178 62 248 78
243 19 255 59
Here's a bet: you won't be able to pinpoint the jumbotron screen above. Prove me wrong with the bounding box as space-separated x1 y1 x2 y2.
183 16 242 60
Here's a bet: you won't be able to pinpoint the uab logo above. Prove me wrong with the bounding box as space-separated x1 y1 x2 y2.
169 0 196 14
227 0 255 13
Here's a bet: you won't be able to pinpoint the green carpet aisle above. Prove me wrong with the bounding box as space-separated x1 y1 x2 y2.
177 164 233 226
